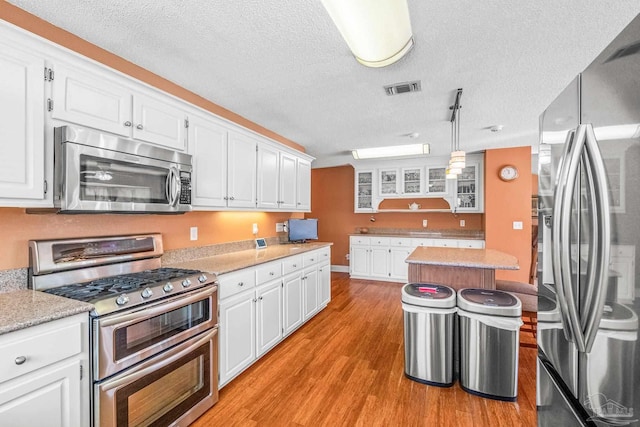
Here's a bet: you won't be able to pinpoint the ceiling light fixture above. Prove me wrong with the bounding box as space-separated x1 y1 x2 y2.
352 143 429 160
447 88 465 174
321 0 414 68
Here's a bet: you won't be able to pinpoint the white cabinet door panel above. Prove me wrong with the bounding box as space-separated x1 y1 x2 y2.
0 44 45 201
227 131 257 208
303 267 319 320
283 273 303 336
296 159 311 211
279 152 297 210
133 92 186 150
318 262 331 307
370 247 389 278
256 144 279 209
219 291 255 386
350 246 369 276
256 281 283 357
390 248 411 281
189 116 228 207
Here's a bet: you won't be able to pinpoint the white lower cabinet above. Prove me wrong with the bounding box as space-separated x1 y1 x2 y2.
218 246 331 388
0 313 89 427
389 246 412 282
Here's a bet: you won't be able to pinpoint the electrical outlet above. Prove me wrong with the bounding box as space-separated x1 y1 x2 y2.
252 223 259 235
422 219 428 228
513 221 523 230
276 222 284 232
190 227 198 241
460 219 465 227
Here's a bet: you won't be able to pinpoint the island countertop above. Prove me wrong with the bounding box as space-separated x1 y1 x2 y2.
406 246 519 270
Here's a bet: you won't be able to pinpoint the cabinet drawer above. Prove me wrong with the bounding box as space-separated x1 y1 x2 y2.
218 268 257 299
412 238 433 247
370 237 390 246
303 251 321 267
430 239 458 248
0 316 84 383
282 255 303 275
458 240 485 249
350 236 370 245
317 247 331 263
389 238 412 247
256 261 282 284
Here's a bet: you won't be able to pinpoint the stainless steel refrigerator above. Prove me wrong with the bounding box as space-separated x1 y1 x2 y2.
538 13 640 426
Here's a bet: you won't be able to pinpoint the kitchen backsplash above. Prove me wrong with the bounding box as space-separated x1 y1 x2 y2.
161 236 284 265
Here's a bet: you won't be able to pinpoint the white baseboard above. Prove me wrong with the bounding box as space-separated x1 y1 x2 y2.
331 265 349 273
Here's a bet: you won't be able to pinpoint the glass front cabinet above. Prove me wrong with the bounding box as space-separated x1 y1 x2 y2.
425 166 448 196
401 167 423 195
454 159 483 212
355 170 375 212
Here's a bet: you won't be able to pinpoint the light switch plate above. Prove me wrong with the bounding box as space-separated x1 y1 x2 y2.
422 219 428 228
460 220 465 227
513 221 523 230
190 227 198 241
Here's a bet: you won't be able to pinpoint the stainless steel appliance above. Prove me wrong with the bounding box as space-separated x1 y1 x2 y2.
538 13 640 426
29 234 218 427
457 288 523 401
401 283 456 387
54 125 192 213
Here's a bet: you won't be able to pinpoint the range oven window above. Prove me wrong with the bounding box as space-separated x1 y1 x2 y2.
115 300 209 360
79 154 169 204
115 341 211 427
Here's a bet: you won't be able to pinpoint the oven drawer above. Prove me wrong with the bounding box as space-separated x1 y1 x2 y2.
256 261 282 284
218 269 256 299
0 314 85 383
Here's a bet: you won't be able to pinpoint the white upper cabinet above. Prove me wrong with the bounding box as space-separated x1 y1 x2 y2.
296 158 311 211
51 62 132 138
189 114 228 207
401 167 423 195
454 158 484 213
0 41 46 205
228 131 258 208
51 61 187 151
378 168 400 196
279 152 298 210
256 143 280 209
425 165 448 196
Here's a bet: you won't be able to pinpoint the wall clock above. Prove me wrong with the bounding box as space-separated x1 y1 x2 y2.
499 165 519 181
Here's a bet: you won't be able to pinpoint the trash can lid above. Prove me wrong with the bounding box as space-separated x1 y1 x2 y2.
401 283 456 308
457 288 521 317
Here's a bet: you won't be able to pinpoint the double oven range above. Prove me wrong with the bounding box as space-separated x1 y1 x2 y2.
29 234 218 427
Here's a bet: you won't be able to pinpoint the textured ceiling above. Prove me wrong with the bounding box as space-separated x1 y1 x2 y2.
6 1 640 167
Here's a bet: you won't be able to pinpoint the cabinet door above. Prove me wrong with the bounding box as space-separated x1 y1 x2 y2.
350 245 370 276
51 62 132 138
227 131 257 208
455 160 483 212
379 169 399 196
296 158 311 211
302 267 319 320
0 358 83 427
370 247 390 279
283 273 304 336
219 291 256 386
318 262 331 307
256 281 283 357
279 152 297 210
355 170 374 212
389 247 411 281
189 116 228 207
426 166 448 196
0 44 45 202
132 92 187 151
256 144 280 209
401 167 422 195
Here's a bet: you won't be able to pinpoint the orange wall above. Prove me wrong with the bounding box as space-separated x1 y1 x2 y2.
309 166 483 266
0 209 299 270
0 1 303 153
484 147 532 282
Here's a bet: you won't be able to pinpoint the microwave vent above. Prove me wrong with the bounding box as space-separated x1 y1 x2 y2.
384 80 422 96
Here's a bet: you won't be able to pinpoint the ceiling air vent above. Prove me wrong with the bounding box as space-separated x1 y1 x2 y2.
384 80 421 96
605 40 640 63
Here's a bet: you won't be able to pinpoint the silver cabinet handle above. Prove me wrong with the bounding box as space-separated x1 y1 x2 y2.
136 124 143 130
269 272 274 276
238 282 244 287
292 264 297 268
259 296 263 301
224 196 229 201
15 356 26 365
230 196 235 200
124 121 132 127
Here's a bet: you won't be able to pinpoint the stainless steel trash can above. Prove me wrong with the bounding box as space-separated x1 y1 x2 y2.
402 283 457 386
457 288 523 401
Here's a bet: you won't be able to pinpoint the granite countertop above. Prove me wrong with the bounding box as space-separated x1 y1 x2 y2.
350 230 485 240
405 246 519 270
0 290 94 335
166 242 333 276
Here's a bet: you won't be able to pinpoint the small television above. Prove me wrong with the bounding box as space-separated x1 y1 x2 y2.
288 218 318 243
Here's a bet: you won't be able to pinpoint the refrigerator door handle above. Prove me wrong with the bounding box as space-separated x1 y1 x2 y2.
582 124 611 353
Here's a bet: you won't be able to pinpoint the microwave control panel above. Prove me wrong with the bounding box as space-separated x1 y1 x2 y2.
179 171 192 205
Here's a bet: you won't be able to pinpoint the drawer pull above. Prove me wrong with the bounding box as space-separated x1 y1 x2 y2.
15 356 26 365
310 258 315 262
269 272 275 276
238 282 244 287
293 264 297 268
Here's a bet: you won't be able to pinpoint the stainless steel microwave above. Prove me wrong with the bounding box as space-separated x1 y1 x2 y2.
54 125 192 213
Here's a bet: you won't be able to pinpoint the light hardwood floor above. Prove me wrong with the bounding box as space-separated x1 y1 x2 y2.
193 273 537 426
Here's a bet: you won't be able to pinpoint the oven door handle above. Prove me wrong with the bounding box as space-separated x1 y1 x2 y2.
98 326 217 391
98 285 217 328
171 165 181 207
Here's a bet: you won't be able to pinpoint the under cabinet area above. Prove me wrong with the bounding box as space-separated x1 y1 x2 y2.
0 313 89 427
349 235 485 282
217 246 331 388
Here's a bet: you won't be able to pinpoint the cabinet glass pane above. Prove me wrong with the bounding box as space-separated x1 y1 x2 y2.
457 165 477 208
403 168 421 194
357 172 373 209
380 170 397 195
427 167 447 193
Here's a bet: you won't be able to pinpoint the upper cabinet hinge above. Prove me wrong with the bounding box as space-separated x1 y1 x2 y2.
184 119 189 128
47 98 54 112
44 67 54 82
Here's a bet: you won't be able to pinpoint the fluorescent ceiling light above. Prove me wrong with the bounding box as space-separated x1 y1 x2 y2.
352 143 430 160
321 0 414 68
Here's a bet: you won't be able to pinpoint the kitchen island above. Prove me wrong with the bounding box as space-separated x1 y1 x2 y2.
406 246 519 290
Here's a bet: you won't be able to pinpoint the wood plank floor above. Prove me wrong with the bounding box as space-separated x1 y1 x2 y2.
193 273 537 426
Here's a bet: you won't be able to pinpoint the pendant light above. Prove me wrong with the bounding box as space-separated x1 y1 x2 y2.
445 120 461 179
449 88 466 169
